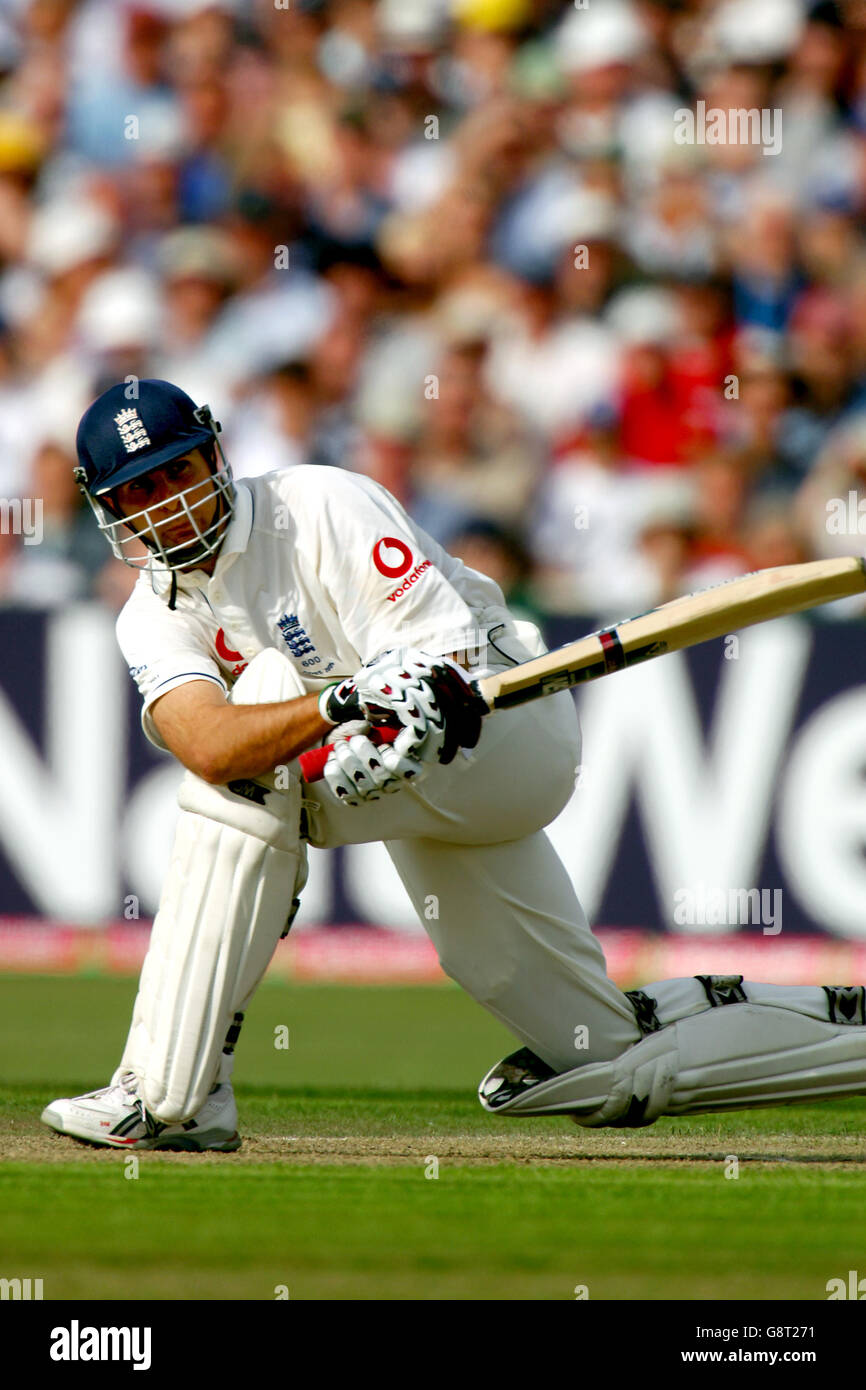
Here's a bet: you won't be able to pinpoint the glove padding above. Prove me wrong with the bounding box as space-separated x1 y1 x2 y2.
322 720 428 807
352 649 484 766
320 676 363 725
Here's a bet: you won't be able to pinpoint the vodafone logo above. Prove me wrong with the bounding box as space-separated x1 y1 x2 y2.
386 559 432 602
372 536 413 579
215 628 243 662
215 627 247 677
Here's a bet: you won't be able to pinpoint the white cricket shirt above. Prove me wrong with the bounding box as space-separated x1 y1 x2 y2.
115 465 512 750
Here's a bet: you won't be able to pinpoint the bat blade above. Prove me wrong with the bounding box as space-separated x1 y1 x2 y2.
476 556 866 712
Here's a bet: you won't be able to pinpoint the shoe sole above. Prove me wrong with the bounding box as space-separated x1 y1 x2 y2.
149 1130 241 1153
44 1127 242 1153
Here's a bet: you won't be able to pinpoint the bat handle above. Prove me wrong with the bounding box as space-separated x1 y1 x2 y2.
300 724 400 783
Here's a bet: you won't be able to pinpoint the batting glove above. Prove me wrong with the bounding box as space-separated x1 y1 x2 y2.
322 721 428 806
352 648 484 766
318 676 364 726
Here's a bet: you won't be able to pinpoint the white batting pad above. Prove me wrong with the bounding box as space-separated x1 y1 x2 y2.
120 770 306 1122
481 995 866 1124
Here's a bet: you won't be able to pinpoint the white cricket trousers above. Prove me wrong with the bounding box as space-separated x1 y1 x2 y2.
274 639 644 1073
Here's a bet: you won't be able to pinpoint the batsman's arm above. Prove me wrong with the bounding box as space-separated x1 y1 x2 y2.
150 680 332 785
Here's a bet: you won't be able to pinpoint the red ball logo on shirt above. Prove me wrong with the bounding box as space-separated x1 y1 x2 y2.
215 628 244 662
372 536 413 579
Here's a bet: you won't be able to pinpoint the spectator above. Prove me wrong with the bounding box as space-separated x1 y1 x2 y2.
410 337 542 541
0 0 861 614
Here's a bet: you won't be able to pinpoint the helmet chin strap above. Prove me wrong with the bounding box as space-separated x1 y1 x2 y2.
165 511 222 610
165 517 221 610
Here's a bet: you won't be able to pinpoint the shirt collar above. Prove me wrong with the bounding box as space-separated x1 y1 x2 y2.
214 478 253 564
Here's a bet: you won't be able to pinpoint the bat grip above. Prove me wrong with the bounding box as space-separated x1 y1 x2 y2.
300 724 400 782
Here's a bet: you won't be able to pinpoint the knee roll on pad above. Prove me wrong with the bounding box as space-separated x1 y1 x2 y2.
177 769 302 853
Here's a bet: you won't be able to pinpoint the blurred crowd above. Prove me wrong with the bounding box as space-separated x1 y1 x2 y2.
1 0 866 619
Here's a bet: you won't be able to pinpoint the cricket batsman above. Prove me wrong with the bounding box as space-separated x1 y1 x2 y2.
42 379 866 1150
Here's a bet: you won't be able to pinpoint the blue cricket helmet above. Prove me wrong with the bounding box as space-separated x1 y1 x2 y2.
75 379 217 496
74 379 235 590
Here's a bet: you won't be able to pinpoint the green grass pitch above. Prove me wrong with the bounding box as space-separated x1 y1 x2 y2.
1 974 864 1301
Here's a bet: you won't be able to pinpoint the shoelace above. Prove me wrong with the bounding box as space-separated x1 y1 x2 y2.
88 1070 139 1104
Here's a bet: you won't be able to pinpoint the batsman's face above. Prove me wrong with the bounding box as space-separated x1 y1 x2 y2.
109 449 219 565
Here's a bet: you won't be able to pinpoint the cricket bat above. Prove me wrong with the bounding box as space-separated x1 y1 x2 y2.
299 556 866 782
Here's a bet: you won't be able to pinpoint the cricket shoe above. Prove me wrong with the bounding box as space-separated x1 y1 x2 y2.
40 1071 241 1151
478 1046 558 1110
